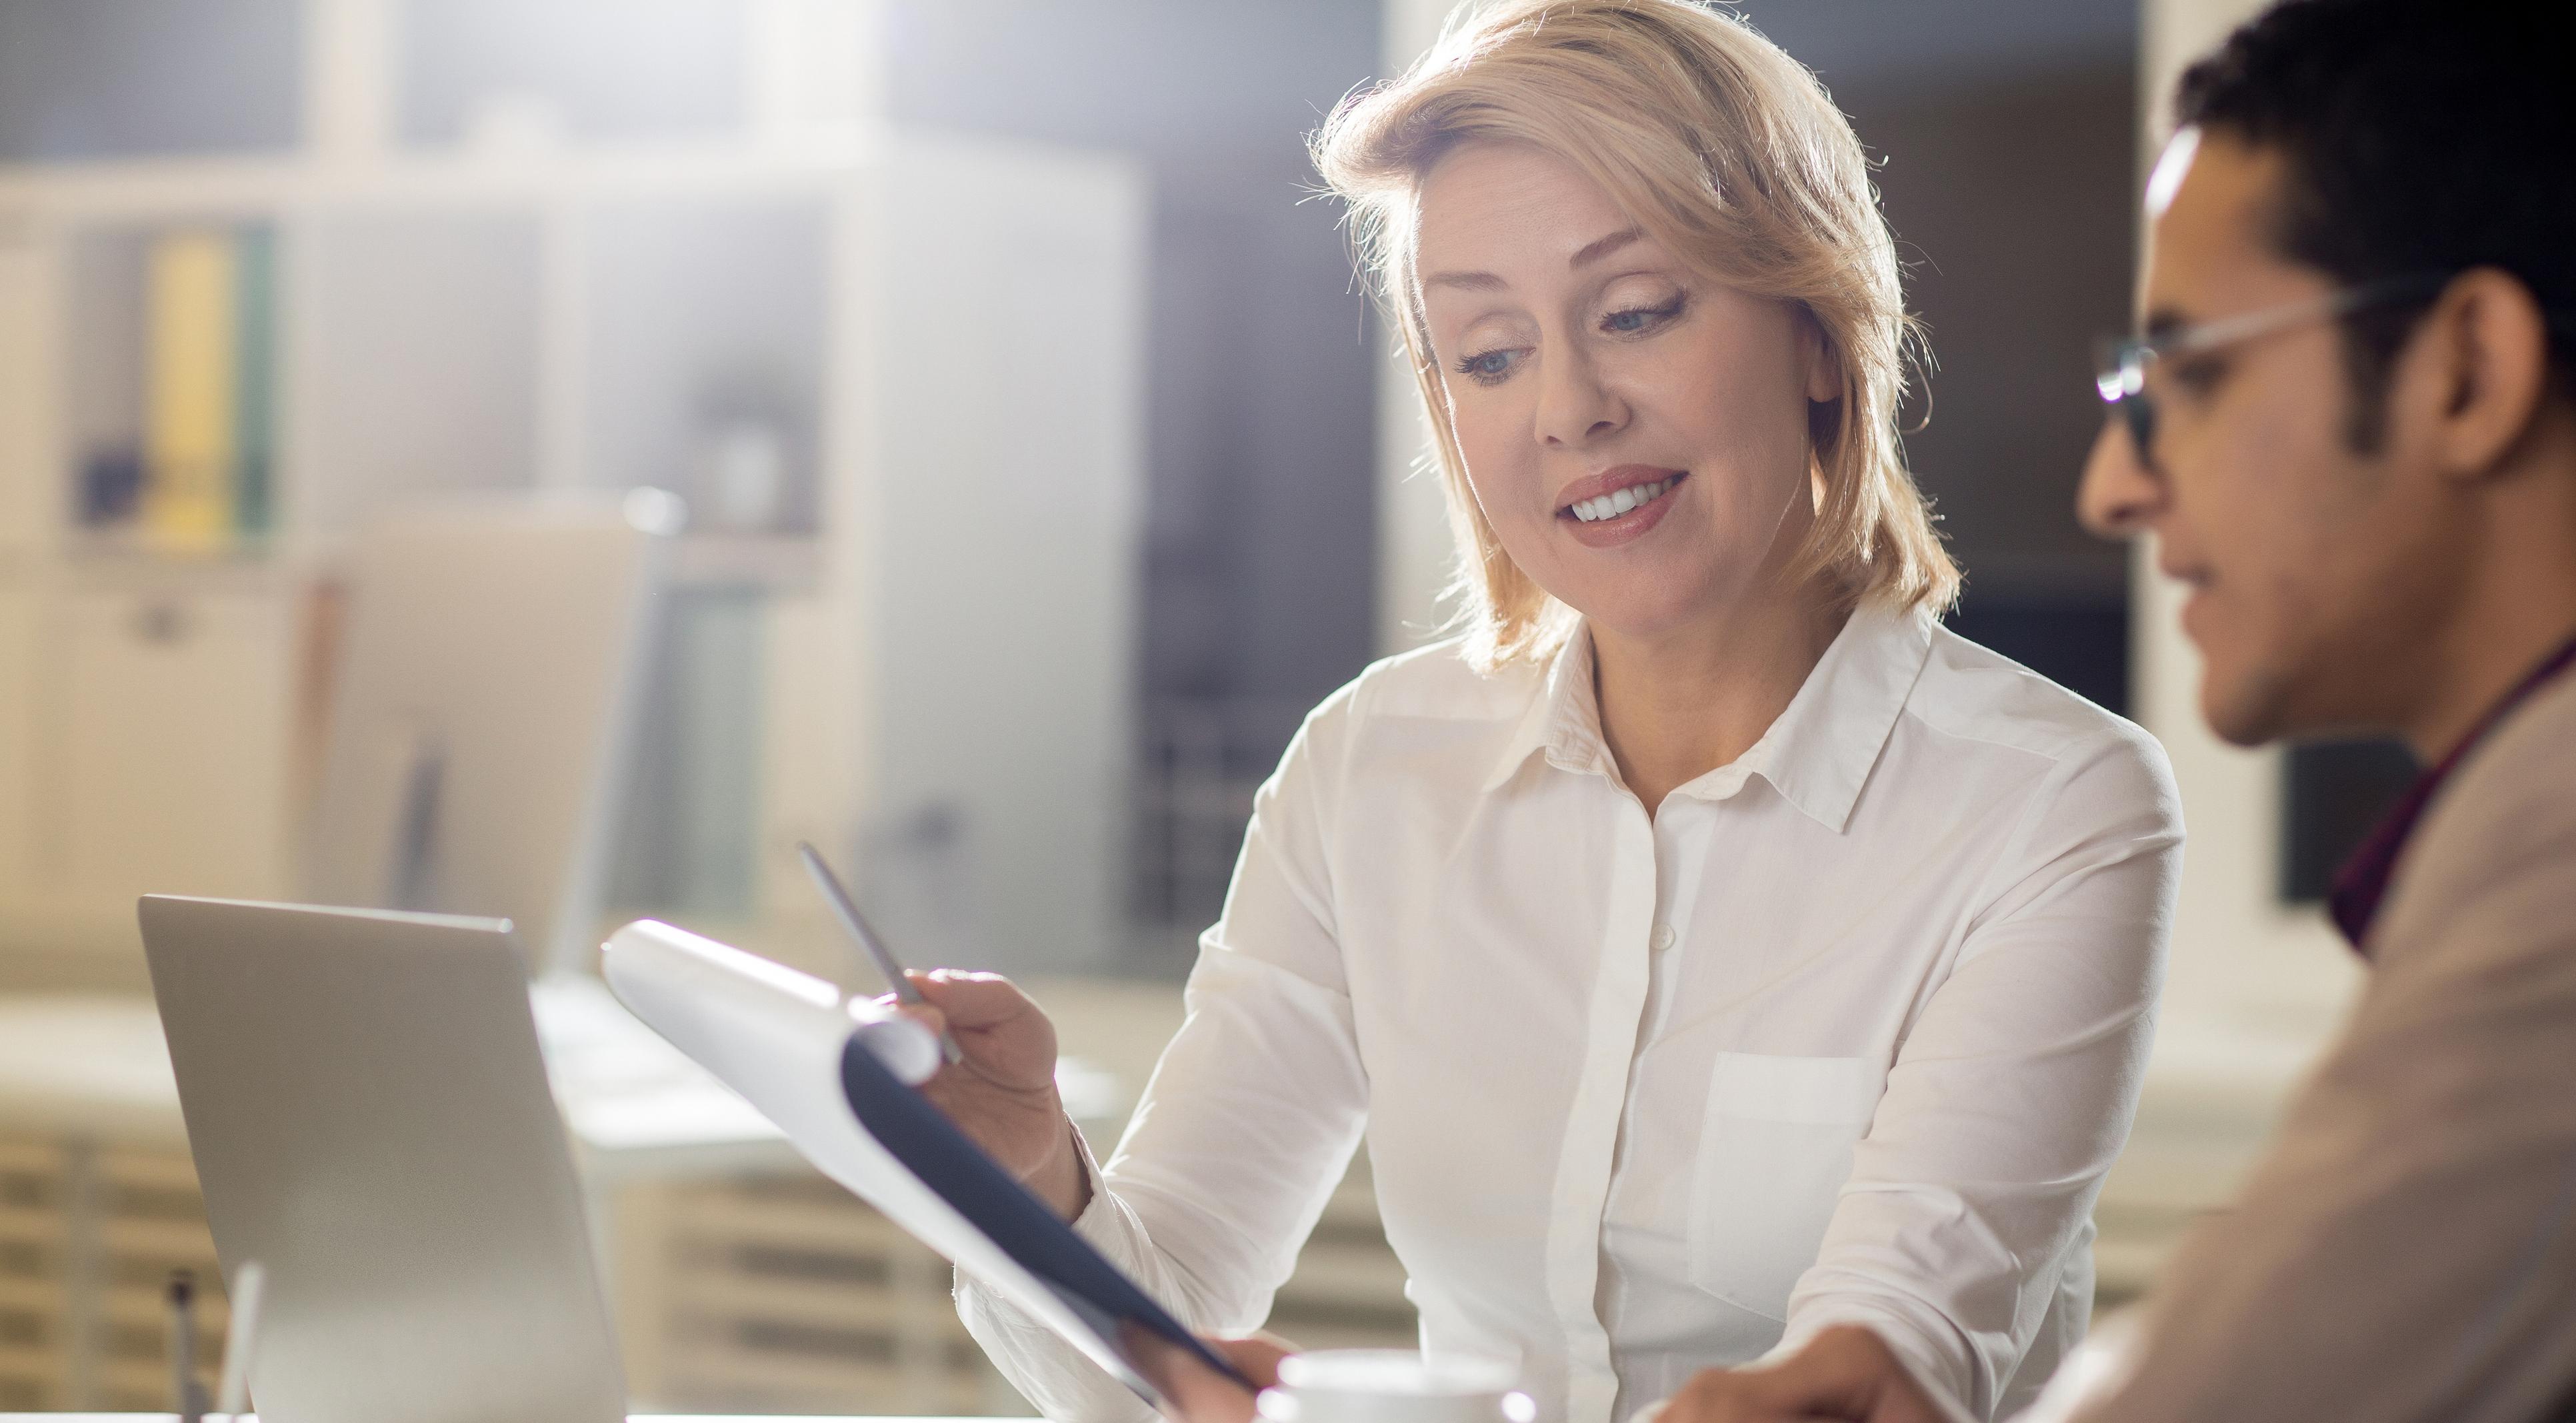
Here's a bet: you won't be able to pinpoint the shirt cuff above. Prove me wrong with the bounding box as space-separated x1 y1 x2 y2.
1761 1313 1980 1423
1063 1119 1129 1251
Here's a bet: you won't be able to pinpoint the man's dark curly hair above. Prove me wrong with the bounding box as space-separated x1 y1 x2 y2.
2175 0 2576 451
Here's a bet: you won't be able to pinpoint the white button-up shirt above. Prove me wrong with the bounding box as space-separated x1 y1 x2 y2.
959 607 2182 1423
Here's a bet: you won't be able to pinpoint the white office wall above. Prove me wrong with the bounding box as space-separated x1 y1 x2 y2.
2133 0 2363 1035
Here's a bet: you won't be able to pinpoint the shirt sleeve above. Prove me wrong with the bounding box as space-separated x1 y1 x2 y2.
1770 727 2184 1419
2068 734 2576 1423
955 697 1374 1423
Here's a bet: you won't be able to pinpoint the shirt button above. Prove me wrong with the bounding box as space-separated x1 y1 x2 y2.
1651 923 1677 951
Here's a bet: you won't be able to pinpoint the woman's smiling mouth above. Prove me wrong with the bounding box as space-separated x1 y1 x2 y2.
1566 475 1680 523
1556 467 1688 547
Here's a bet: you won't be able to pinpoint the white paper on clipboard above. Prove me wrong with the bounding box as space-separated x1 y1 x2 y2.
601 918 1237 1408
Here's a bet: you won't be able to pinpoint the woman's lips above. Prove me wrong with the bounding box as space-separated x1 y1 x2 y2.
1558 470 1687 549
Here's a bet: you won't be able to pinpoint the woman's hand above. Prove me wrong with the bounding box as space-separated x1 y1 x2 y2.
1127 1331 1296 1423
881 970 1090 1220
1652 1326 1965 1423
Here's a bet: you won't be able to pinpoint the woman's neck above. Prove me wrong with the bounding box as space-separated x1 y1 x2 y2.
1590 582 1850 816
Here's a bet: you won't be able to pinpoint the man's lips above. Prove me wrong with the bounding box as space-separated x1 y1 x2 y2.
1554 465 1686 515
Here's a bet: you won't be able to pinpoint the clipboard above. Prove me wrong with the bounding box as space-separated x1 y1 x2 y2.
601 918 1255 1410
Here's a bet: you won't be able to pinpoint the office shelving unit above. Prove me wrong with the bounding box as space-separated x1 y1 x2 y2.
0 1134 228 1412
0 0 1148 978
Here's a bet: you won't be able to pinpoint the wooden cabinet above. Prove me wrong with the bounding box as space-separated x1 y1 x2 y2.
55 577 295 906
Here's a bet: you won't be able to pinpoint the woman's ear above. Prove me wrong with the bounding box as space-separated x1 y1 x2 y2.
1800 309 1842 404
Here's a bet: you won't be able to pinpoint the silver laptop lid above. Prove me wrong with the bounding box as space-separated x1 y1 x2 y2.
139 895 625 1423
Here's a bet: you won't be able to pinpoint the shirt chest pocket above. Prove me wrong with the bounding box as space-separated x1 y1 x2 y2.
1685 1052 1884 1321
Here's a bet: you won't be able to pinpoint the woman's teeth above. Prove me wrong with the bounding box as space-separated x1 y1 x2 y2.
1568 477 1676 523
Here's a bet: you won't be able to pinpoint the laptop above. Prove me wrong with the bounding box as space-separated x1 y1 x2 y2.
139 895 625 1423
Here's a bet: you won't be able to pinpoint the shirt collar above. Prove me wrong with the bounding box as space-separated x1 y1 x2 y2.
1479 605 1937 832
2327 626 2576 954
1481 628 1616 794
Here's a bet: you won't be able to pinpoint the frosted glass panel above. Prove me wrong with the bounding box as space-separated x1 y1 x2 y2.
297 211 543 533
610 588 765 918
397 0 747 146
584 197 826 533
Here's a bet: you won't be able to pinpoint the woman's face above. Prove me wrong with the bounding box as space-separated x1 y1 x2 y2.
1413 141 1838 642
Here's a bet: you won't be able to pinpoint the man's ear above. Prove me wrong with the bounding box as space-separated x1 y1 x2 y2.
2411 267 2553 483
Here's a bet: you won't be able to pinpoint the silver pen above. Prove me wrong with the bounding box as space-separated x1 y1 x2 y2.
797 841 965 1065
216 1260 265 1417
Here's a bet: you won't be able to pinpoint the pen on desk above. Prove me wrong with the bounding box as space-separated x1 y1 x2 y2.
216 1260 265 1417
167 1269 207 1423
797 840 965 1065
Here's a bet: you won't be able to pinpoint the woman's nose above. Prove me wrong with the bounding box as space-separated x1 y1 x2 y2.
2077 421 2163 540
1534 347 1627 447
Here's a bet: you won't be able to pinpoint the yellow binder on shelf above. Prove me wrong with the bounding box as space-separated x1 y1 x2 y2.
142 229 239 551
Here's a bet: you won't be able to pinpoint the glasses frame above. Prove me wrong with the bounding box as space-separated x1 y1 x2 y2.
2093 275 2452 471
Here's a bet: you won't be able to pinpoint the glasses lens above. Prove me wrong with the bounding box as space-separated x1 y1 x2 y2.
2092 335 2141 400
2093 335 2159 469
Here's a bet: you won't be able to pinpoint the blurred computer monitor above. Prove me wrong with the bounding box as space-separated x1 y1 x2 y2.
304 491 675 974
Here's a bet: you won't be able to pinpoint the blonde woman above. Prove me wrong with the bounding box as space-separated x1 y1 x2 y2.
902 4 2181 1421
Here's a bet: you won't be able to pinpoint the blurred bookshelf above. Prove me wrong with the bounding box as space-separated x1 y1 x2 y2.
0 0 1149 980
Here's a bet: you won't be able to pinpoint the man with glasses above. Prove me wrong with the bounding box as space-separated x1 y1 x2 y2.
1640 0 2576 1419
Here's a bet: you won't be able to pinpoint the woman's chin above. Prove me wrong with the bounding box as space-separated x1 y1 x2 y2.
1557 582 1731 647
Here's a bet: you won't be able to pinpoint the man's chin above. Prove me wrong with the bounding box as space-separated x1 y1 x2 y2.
2199 671 2291 748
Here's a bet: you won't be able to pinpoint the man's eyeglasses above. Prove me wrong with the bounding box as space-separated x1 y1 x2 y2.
2093 275 2450 471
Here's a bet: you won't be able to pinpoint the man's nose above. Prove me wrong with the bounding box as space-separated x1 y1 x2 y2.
2077 420 2163 539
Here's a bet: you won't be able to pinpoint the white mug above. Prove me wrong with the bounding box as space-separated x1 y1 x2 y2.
1256 1350 1537 1423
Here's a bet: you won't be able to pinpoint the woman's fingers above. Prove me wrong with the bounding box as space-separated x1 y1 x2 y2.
887 970 1059 1088
906 968 1036 1030
877 996 952 1040
1206 1332 1295 1390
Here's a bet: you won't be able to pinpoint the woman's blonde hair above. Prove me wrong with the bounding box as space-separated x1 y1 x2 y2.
1313 0 1959 667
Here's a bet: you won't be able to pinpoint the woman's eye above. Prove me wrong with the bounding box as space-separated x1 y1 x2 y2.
1601 296 1683 336
1456 348 1519 384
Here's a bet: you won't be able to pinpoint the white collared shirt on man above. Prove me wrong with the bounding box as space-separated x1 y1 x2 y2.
959 605 2182 1423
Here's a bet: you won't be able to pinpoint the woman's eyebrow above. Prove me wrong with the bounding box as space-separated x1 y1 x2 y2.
1421 269 1507 293
1569 227 1643 268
